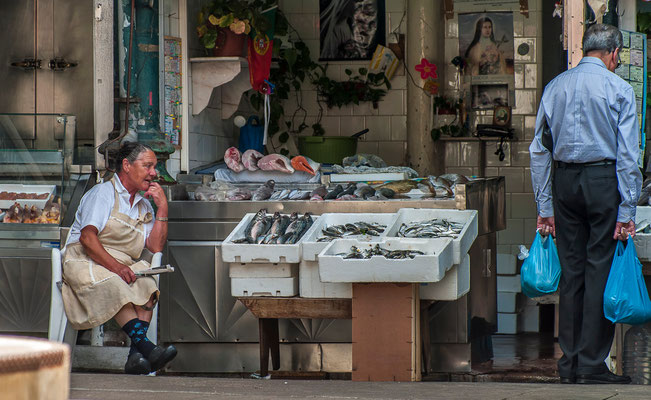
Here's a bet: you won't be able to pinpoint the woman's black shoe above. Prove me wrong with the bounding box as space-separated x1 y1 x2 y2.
124 352 151 375
147 344 177 372
576 370 631 384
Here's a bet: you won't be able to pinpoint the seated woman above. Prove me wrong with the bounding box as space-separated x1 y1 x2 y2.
62 142 176 374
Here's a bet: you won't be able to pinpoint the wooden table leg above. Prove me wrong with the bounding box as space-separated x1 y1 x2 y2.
420 301 433 375
269 318 280 371
259 318 280 376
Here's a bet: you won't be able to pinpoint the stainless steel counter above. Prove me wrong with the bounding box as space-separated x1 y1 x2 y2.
161 177 505 373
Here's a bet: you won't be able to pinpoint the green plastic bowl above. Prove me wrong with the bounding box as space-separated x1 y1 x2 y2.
298 136 357 164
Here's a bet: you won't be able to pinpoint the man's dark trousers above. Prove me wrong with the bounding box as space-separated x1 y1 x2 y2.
552 162 620 379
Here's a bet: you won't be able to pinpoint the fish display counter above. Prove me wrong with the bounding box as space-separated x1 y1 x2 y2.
160 176 505 373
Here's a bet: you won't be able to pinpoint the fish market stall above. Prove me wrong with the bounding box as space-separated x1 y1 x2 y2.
159 174 505 375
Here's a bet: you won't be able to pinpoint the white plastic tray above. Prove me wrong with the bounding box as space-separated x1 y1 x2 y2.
229 263 298 278
299 260 352 298
318 238 453 283
231 277 298 297
419 254 470 300
634 206 651 260
0 184 55 209
384 208 478 265
301 213 397 261
222 213 318 263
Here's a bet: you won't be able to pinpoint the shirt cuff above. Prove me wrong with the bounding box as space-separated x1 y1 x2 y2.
537 199 554 218
617 207 635 223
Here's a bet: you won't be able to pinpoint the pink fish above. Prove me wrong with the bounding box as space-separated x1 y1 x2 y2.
257 154 295 174
335 194 358 201
310 194 324 201
225 147 244 172
242 149 264 171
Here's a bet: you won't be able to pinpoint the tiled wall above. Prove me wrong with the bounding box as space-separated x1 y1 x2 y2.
277 0 409 167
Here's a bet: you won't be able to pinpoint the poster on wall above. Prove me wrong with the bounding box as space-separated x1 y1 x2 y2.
319 0 386 61
459 12 514 77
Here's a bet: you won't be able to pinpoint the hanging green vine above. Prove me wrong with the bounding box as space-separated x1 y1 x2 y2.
248 11 390 154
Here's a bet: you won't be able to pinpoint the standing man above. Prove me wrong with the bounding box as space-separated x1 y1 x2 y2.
530 24 641 384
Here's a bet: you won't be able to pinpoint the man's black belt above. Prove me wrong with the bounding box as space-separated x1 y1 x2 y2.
555 160 615 168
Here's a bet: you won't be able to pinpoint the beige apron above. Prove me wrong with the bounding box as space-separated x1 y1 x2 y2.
62 179 159 330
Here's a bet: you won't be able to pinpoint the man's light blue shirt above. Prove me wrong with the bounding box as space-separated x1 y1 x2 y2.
529 57 642 223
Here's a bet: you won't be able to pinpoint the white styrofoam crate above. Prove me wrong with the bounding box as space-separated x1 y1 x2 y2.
634 206 651 260
222 213 318 263
497 274 522 293
229 263 298 278
318 238 453 283
497 292 517 313
299 260 352 298
497 253 517 275
231 277 298 297
497 312 519 334
419 254 470 300
384 208 478 264
0 184 55 209
301 213 397 261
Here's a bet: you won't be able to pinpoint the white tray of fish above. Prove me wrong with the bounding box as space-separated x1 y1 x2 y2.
222 210 317 263
318 238 453 283
384 208 478 265
634 206 651 260
419 254 470 300
0 184 55 209
301 213 397 261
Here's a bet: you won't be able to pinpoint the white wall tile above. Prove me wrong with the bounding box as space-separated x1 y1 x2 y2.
497 253 517 275
497 274 522 293
498 218 525 245
319 116 340 136
378 141 405 166
514 90 537 115
340 116 366 137
524 116 536 140
365 116 392 141
511 193 536 219
378 90 404 116
357 140 379 155
282 0 303 13
497 312 518 334
498 167 525 192
386 0 405 13
459 142 479 167
510 141 531 167
445 16 459 39
524 63 537 89
444 141 460 167
390 115 407 141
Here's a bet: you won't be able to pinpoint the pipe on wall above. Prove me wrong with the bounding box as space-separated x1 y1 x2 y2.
406 0 445 176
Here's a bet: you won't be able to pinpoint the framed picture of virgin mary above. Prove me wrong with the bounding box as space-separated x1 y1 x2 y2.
459 12 514 77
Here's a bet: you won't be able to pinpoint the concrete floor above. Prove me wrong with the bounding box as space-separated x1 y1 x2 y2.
70 373 650 400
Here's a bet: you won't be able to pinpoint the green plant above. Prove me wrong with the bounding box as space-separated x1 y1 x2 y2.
431 124 461 141
311 66 391 109
196 0 273 49
432 95 461 114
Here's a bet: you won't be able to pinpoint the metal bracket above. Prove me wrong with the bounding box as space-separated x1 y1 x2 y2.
444 0 454 20
10 58 41 70
520 0 529 17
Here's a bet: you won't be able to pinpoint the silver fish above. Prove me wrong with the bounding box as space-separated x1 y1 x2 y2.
252 180 275 201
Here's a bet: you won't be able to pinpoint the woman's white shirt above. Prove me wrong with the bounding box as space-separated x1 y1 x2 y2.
65 176 155 247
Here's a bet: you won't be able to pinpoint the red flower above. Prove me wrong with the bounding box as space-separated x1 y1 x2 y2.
415 58 438 80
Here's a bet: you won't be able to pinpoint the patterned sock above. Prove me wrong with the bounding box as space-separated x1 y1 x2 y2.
122 318 155 358
128 320 150 357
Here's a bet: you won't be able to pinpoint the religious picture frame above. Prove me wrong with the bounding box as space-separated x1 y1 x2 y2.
319 0 386 61
493 105 512 127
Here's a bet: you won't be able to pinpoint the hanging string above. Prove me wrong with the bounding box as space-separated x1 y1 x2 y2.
263 93 270 146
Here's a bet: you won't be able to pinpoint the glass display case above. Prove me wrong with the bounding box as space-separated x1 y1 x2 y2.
0 113 76 226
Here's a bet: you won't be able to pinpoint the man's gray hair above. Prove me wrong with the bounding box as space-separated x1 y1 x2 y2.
583 23 623 54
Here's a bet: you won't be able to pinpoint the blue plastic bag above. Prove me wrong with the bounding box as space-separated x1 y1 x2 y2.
603 239 651 325
520 232 562 298
238 116 264 154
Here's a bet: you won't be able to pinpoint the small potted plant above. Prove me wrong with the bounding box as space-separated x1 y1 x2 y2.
433 95 460 115
196 0 270 57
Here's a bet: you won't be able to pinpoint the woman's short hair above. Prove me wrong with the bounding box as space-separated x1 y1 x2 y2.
116 142 153 172
583 23 623 54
